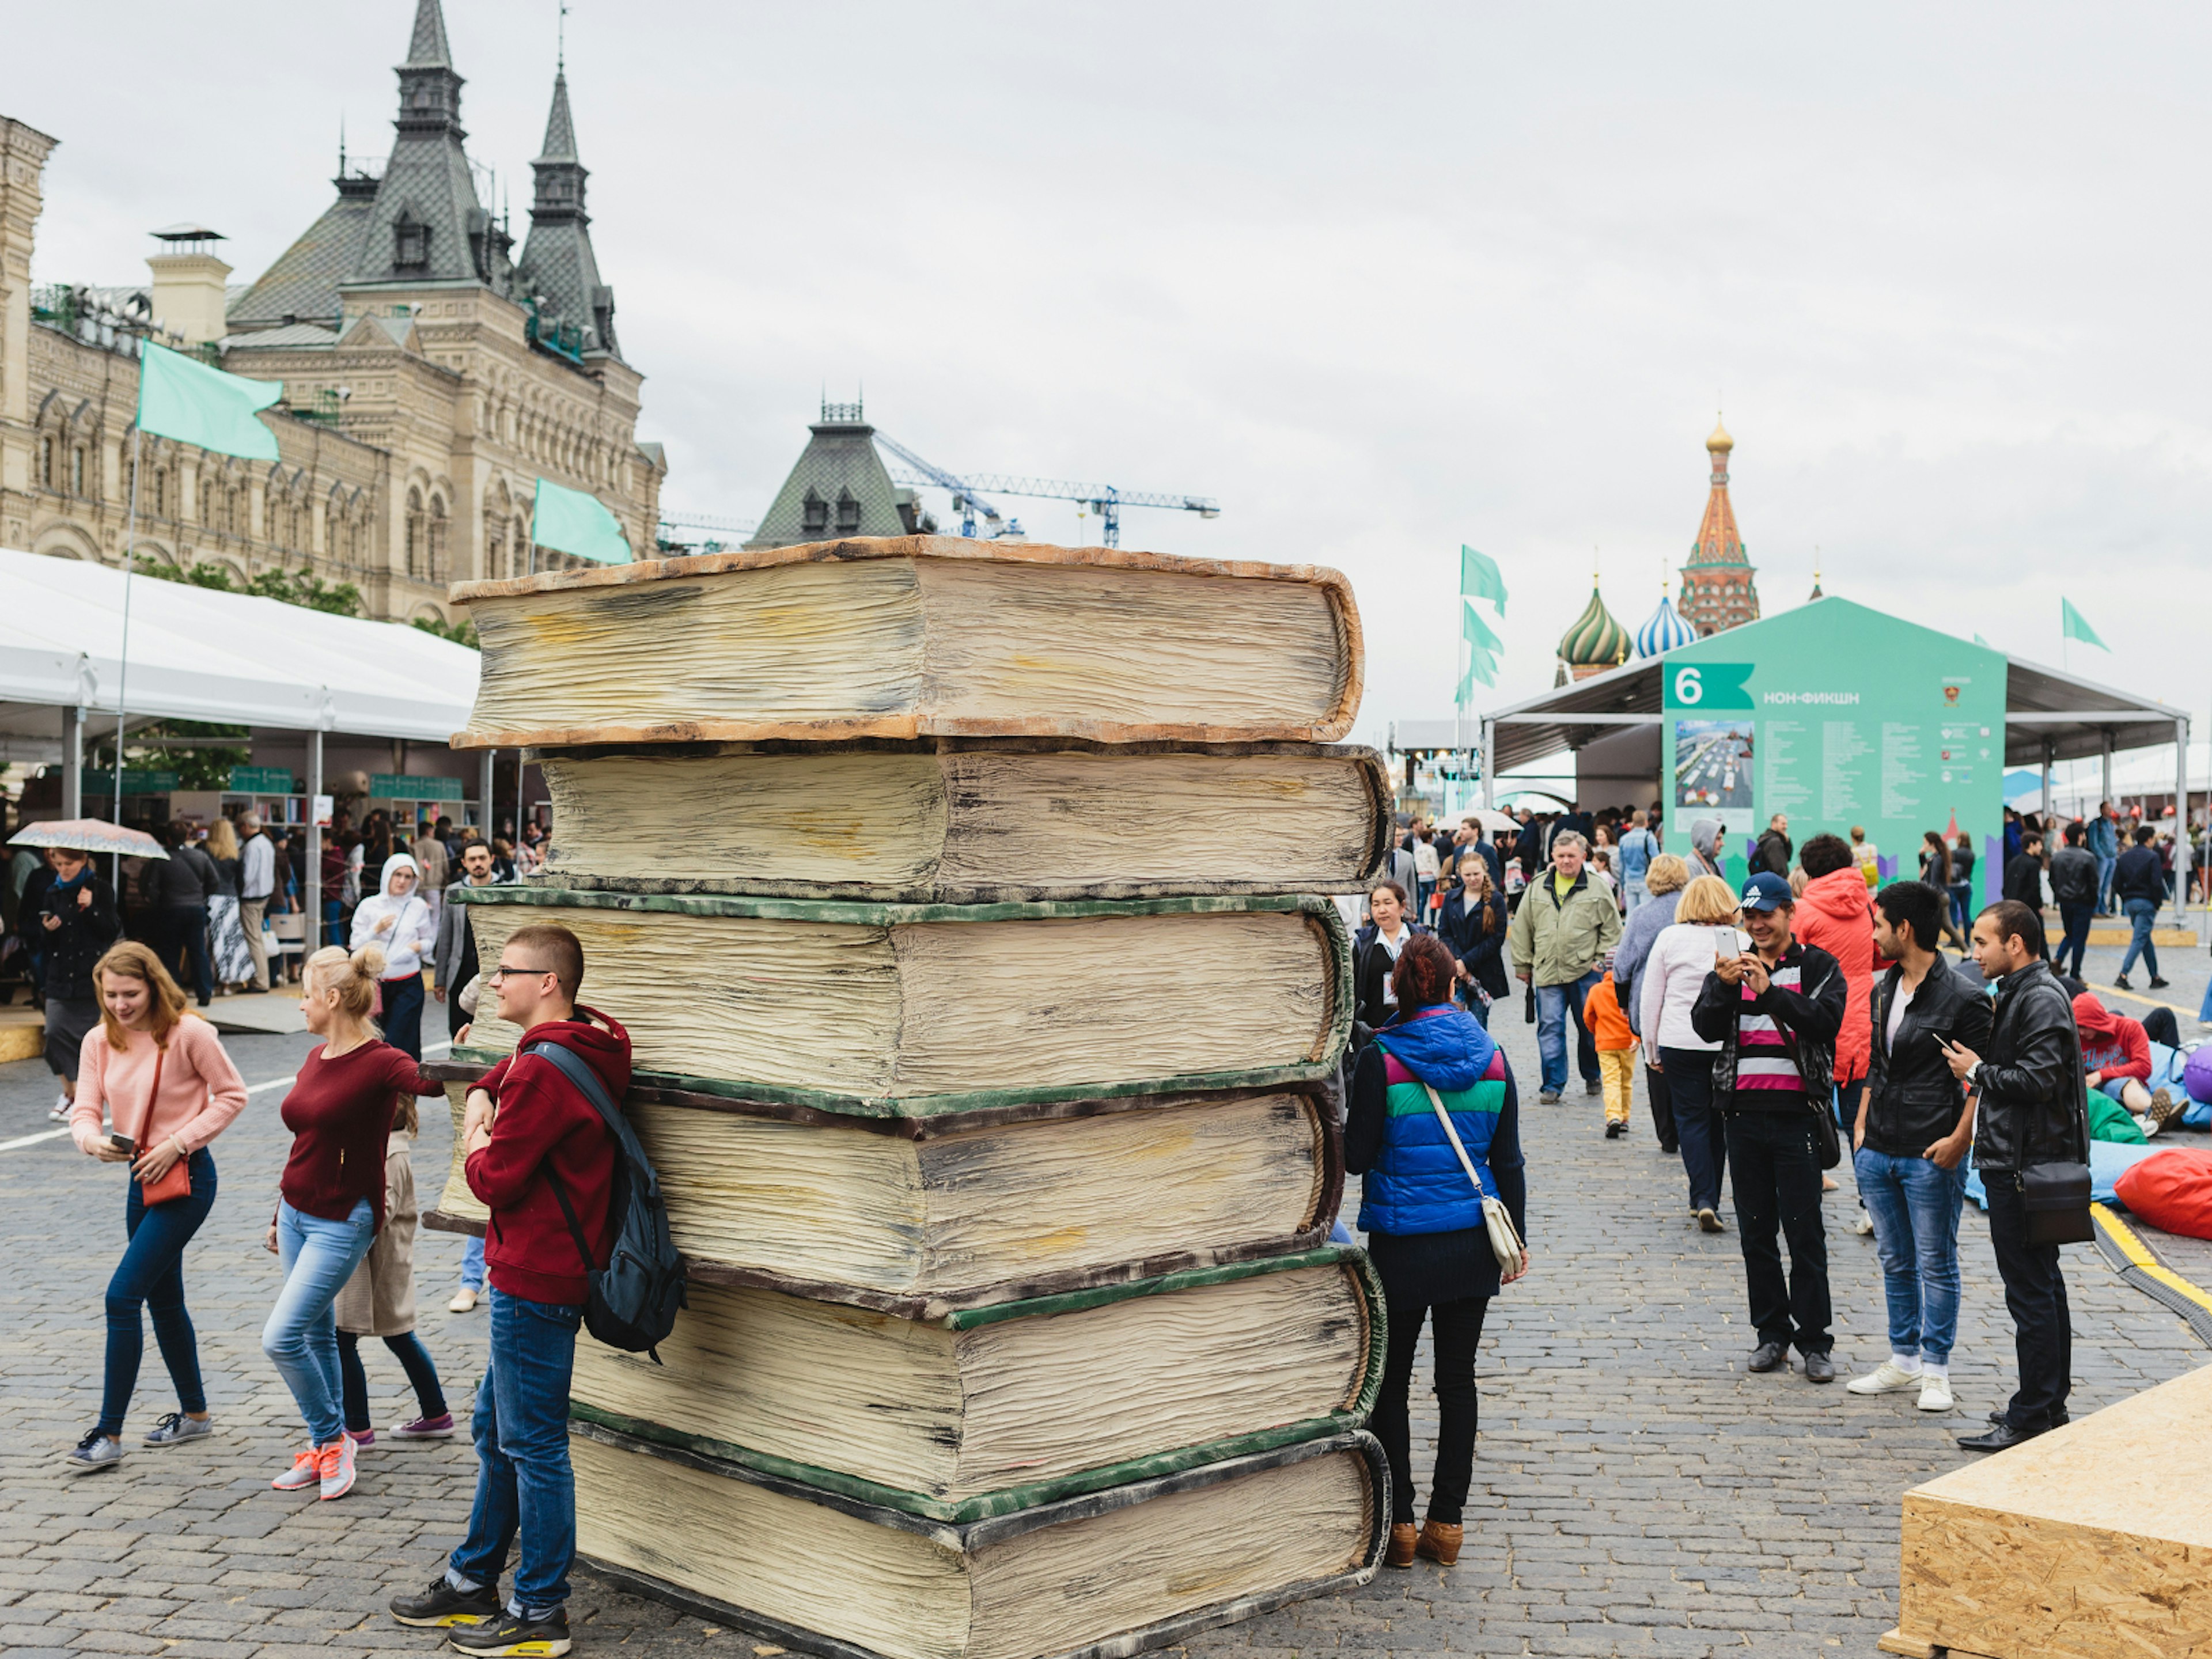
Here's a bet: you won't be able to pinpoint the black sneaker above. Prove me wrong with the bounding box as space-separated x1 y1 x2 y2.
2150 978 2171 989
1604 1121 1623 1139
2115 975 2134 990
390 1577 503 1630
449 1608 571 1656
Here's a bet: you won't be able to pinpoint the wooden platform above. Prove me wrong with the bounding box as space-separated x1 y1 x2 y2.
1884 1361 2212 1658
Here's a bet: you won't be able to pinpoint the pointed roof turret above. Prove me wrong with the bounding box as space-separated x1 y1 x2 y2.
1676 413 1760 637
406 0 453 68
539 71 578 164
516 64 620 361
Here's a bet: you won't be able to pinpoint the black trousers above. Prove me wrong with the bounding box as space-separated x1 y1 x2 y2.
1983 1175 2072 1430
2056 900 2094 978
1724 1108 1831 1355
1370 1294 1489 1526
1645 1062 1676 1149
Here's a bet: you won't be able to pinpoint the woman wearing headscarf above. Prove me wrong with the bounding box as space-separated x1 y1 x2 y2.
1346 934 1527 1571
349 855 437 1062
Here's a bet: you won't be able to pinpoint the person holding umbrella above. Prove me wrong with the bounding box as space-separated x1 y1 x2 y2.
9 823 137 1122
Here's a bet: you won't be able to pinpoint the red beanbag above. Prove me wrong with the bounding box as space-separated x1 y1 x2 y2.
2114 1149 2212 1241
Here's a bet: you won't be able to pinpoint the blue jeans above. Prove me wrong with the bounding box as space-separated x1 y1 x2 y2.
452 1290 583 1615
1534 970 1601 1094
2097 853 2118 912
2120 897 2160 979
2056 900 2094 978
100 1149 218 1438
263 1198 376 1446
1853 1147 1967 1365
460 1233 487 1291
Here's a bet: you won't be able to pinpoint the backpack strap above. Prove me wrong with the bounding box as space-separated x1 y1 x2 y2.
523 1039 632 1274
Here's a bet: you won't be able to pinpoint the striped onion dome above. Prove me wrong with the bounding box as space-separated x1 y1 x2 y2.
1635 594 1697 657
1558 586 1630 669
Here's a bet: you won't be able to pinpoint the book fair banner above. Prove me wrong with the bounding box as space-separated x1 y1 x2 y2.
1660 599 2005 899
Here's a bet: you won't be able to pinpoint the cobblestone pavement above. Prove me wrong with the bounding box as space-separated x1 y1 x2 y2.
0 936 2206 1658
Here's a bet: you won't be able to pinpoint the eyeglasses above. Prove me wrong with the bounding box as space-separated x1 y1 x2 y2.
486 963 555 984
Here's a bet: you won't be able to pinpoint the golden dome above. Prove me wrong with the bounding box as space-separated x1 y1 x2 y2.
1706 416 1733 454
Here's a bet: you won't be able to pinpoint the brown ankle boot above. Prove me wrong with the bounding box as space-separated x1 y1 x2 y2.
1414 1519 1464 1565
1385 1523 1418 1567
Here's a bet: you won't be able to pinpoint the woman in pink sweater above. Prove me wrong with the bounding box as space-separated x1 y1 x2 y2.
65 941 248 1474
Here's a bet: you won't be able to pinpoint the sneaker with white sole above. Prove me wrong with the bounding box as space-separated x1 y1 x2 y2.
1917 1373 1955 1413
271 1445 322 1491
48 1094 73 1122
64 1429 123 1474
142 1412 213 1447
2147 1087 2187 1137
317 1434 357 1500
1845 1360 1924 1395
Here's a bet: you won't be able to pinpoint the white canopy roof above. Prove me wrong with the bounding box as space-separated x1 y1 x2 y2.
0 547 477 747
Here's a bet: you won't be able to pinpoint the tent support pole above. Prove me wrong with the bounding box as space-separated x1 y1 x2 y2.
62 704 81 820
305 729 323 959
1480 717 1495 812
2102 730 2114 810
2042 738 2055 824
111 425 141 886
479 747 495 838
2177 717 2192 931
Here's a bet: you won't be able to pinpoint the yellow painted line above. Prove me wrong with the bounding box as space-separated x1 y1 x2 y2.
2139 1262 2212 1314
2093 1203 2159 1268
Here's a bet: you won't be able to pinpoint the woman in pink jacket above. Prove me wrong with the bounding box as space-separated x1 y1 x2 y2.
65 941 248 1474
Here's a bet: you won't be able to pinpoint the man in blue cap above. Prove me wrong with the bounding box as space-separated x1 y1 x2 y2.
1691 870 1847 1382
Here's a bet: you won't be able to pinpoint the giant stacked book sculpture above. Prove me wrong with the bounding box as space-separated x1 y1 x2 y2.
430 536 1391 1659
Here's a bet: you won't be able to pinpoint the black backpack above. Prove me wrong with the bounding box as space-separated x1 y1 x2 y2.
527 1040 687 1361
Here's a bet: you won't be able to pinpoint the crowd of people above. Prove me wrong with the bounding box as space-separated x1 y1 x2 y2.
1350 794 2181 1553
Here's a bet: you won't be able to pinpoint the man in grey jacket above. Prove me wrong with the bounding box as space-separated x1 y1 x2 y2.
1688 816 1727 881
433 841 501 1041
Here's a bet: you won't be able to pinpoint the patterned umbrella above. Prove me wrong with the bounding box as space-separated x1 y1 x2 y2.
9 819 169 859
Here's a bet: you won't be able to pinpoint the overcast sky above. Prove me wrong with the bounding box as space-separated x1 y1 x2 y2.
13 2 2211 751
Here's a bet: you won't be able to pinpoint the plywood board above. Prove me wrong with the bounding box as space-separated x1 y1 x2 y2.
1893 1361 2212 1659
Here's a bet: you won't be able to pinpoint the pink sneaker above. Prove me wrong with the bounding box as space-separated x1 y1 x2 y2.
349 1429 377 1448
393 1414 456 1440
271 1446 320 1491
317 1435 357 1500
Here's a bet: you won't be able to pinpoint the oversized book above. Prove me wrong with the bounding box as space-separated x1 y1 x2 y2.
425 1077 1343 1306
448 537 1361 750
449 888 1350 1111
566 1247 1382 1520
531 739 1391 902
572 1422 1385 1659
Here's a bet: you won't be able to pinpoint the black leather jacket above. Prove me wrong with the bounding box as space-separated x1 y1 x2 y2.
1862 954 1993 1157
1971 959 2090 1174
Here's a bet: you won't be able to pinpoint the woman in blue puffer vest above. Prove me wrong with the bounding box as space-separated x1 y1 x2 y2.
1346 933 1528 1570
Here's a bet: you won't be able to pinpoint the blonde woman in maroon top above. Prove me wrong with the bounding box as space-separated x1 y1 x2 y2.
260 944 442 1502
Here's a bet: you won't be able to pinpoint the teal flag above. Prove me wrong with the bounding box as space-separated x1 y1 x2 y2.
1461 599 1502 656
1459 545 1507 612
137 342 280 461
532 479 632 565
1974 632 1991 647
2061 598 2107 651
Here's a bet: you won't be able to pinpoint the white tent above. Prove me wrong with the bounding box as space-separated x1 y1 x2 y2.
0 546 475 748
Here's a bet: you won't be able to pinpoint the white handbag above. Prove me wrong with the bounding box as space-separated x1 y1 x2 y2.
1422 1081 1526 1276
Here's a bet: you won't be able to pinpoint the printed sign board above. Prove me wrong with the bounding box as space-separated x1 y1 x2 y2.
369 772 464 802
1660 600 2005 899
228 766 296 794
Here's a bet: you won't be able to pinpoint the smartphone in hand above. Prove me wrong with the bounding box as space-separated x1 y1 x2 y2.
108 1133 136 1156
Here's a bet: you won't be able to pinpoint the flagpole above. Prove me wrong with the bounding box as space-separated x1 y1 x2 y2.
112 423 141 884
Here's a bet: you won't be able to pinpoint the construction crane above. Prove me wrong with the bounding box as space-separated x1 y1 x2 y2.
656 512 758 553
875 433 1219 548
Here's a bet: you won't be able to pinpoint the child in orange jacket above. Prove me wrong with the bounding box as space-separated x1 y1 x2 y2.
1582 970 1637 1136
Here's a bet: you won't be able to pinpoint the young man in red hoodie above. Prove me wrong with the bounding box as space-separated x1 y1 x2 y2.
390 922 631 1657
